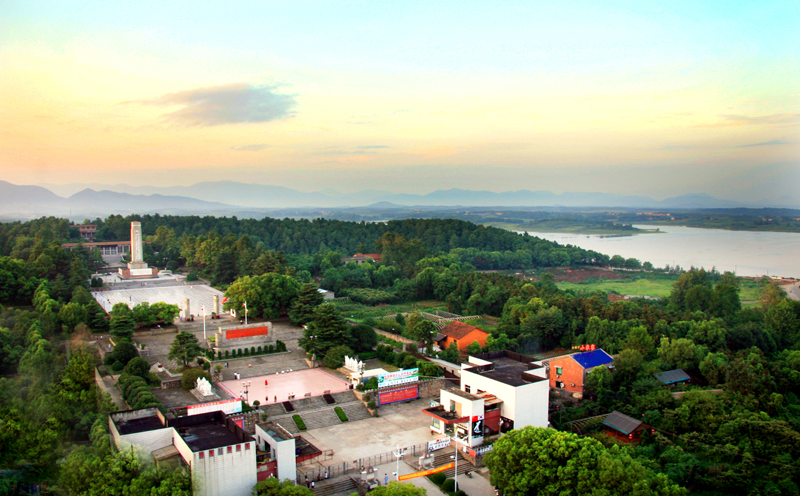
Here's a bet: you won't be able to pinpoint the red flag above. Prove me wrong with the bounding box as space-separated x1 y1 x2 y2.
222 297 228 304
590 344 596 351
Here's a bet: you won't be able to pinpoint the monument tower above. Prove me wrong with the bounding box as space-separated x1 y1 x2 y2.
119 221 158 279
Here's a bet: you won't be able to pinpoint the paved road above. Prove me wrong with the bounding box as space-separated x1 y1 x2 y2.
780 283 800 301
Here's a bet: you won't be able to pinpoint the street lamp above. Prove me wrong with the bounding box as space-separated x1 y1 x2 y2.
241 381 251 404
450 437 459 492
393 446 407 481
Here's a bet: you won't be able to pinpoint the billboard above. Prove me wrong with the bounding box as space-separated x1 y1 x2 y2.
378 386 418 405
186 398 243 416
377 368 419 388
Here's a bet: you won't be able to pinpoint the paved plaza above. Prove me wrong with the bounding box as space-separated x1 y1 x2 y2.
216 368 352 405
92 283 225 316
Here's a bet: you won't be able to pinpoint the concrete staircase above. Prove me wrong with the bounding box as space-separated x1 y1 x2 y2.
424 448 473 478
310 476 358 496
264 391 372 434
339 403 373 422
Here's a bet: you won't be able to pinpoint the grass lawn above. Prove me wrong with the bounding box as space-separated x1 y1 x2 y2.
559 274 764 302
557 278 675 298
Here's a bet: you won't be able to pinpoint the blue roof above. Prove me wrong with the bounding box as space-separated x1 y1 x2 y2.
571 349 614 369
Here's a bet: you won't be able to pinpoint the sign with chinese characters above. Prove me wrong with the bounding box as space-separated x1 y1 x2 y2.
378 386 418 405
427 437 451 452
377 368 419 388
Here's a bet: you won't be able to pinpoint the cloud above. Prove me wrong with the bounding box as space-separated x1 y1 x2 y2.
230 144 270 151
357 145 390 149
662 145 698 151
142 83 297 126
315 150 375 155
693 113 800 128
736 139 793 148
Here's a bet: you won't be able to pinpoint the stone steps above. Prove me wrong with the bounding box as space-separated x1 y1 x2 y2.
339 403 372 422
311 476 358 496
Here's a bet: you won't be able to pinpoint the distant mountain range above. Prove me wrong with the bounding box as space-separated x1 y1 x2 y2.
0 180 795 220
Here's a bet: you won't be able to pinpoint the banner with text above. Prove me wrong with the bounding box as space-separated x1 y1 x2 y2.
399 462 454 481
378 368 419 388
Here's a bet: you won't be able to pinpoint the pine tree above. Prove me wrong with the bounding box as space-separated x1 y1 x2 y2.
289 283 325 326
299 303 350 358
109 303 135 341
168 331 204 367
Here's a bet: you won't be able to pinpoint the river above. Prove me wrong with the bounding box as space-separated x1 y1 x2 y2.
522 225 800 278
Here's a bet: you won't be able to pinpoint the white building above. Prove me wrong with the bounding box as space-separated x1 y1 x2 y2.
423 350 549 448
254 422 297 482
109 408 257 496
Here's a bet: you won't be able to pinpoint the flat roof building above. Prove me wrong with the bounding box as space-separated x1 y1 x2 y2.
109 408 256 496
423 350 549 448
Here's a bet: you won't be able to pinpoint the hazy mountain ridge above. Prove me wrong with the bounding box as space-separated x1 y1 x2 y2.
33 180 793 210
0 180 792 221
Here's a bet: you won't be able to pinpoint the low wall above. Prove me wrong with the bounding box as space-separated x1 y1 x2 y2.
418 378 447 398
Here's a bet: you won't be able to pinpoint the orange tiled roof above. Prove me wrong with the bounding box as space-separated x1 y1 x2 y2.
440 321 488 340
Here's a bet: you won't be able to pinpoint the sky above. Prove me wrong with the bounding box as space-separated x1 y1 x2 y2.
1 1 798 201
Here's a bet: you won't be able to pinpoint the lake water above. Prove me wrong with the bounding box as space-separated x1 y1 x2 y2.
522 225 800 278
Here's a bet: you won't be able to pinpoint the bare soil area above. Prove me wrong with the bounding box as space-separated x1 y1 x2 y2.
549 268 629 283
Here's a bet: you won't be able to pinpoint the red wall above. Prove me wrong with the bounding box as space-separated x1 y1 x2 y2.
549 356 586 394
443 330 489 351
226 326 270 340
378 386 418 405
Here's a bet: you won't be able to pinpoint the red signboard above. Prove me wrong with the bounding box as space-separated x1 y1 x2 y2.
378 386 418 405
225 326 270 340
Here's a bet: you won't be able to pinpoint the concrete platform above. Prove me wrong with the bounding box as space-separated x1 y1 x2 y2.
216 368 352 405
92 284 225 317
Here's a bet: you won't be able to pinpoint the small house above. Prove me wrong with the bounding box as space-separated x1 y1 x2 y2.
602 410 649 442
548 349 614 395
653 369 691 385
436 322 489 351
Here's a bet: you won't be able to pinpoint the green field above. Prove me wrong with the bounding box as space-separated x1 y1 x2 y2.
332 300 449 322
558 275 764 302
557 278 674 298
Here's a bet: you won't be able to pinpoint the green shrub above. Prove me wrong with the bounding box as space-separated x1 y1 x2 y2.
111 360 124 372
225 350 230 358
455 490 467 496
363 393 371 402
251 346 255 355
355 383 364 391
365 377 378 390
324 345 354 369
257 346 262 354
367 400 376 409
428 472 447 486
442 479 456 492
181 368 211 391
186 271 199 282
268 344 274 352
334 407 348 422
292 415 307 430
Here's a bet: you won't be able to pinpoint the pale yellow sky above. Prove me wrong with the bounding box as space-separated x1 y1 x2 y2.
0 1 797 201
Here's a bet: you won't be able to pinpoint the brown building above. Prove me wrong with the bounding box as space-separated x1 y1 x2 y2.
436 322 489 351
547 349 614 395
73 224 98 241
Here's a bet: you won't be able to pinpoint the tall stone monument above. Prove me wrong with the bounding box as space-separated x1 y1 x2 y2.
119 221 159 279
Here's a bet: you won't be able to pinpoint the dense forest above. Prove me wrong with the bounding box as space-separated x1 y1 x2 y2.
0 214 799 495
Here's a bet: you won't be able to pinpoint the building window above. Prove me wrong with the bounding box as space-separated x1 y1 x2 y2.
556 366 562 376
464 385 471 393
218 448 223 456
199 452 204 459
245 443 251 450
477 389 485 394
209 450 214 457
236 445 241 452
227 446 232 454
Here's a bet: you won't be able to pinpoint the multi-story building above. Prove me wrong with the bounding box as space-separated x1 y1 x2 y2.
109 408 257 496
422 351 549 448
